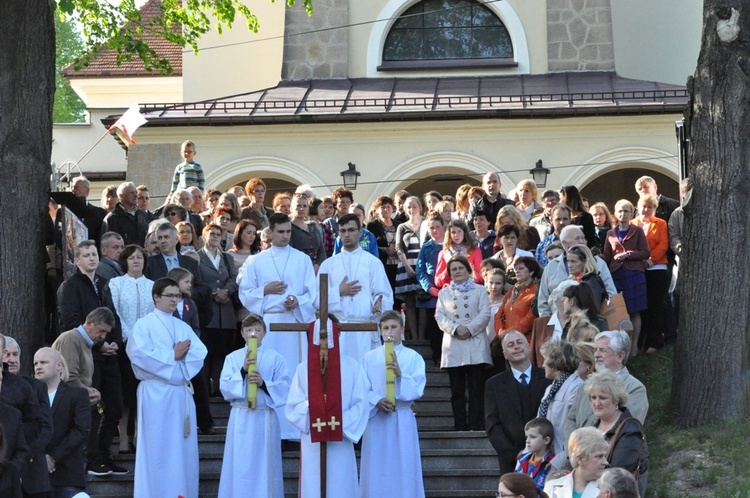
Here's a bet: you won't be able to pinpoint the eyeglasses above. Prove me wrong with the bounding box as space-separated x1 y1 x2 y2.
160 293 183 299
166 212 178 217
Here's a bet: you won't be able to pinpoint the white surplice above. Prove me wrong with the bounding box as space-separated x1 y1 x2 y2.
317 247 394 362
237 244 317 439
127 309 207 498
218 345 291 498
359 344 427 498
285 355 369 498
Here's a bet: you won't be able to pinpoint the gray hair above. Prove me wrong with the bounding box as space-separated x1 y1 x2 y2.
560 224 584 240
584 370 629 409
4 336 19 355
148 218 172 235
599 467 639 498
100 231 123 249
549 279 579 313
116 181 136 196
156 222 178 235
568 427 608 468
595 330 632 362
71 176 90 189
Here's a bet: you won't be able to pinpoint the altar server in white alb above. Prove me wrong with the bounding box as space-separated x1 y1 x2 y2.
126 277 207 498
360 310 426 498
218 313 291 498
237 212 317 439
285 321 369 498
317 213 394 362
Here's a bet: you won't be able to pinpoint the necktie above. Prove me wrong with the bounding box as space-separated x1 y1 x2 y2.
520 373 528 386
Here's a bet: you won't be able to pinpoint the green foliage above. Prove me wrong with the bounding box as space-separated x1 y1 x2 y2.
54 14 86 123
55 0 314 75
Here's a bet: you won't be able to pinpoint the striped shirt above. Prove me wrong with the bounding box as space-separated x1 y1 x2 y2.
170 161 205 193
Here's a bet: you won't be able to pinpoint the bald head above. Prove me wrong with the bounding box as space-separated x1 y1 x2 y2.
483 172 500 198
34 347 66 386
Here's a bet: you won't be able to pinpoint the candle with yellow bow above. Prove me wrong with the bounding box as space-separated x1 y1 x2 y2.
246 331 258 409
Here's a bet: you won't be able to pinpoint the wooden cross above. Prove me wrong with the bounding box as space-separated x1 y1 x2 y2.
271 273 378 498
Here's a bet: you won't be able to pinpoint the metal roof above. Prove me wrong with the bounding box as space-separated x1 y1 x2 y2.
102 72 688 129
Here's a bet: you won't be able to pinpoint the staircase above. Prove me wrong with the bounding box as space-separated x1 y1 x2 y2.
88 340 500 497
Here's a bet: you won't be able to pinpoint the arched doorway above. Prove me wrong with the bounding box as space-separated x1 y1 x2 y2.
580 167 679 211
206 156 326 198
401 173 481 204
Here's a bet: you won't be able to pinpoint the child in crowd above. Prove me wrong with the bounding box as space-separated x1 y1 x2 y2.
544 241 565 262
217 314 291 498
170 140 205 194
515 417 556 491
484 268 506 342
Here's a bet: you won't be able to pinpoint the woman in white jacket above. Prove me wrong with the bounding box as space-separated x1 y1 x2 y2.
435 254 490 431
544 427 608 498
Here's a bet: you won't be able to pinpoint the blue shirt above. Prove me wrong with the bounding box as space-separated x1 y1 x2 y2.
76 325 95 347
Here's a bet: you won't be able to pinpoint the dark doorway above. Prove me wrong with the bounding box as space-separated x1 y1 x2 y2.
580 167 679 211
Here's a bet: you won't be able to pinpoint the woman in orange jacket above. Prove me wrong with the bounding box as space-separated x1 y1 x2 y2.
494 256 542 345
631 194 669 353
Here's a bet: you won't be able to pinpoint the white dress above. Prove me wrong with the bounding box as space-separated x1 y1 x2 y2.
237 244 317 439
285 355 369 498
218 345 291 498
127 309 207 498
109 274 154 341
317 247 394 362
359 344 426 498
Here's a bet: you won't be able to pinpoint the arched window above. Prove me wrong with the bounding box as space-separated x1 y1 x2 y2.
380 0 515 70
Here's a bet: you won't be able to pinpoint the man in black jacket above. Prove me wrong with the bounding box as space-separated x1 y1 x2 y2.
57 240 126 476
101 182 150 246
468 172 513 230
34 348 91 498
485 330 551 474
3 336 54 498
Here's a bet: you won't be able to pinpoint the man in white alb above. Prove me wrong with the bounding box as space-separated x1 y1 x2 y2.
126 277 207 498
237 212 317 440
317 213 393 362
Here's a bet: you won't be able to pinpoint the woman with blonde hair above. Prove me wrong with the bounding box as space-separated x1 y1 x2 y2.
454 183 474 225
516 178 544 222
602 199 650 356
176 221 202 253
493 204 540 252
566 244 607 305
544 427 608 498
589 201 613 253
631 193 669 353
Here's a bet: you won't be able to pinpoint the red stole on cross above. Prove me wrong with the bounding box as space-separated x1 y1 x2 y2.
307 322 343 443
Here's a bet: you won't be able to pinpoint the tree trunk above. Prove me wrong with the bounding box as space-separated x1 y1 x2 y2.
673 1 750 426
0 1 55 373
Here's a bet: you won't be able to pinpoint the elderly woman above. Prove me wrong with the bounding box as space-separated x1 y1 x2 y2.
109 244 154 453
516 179 544 222
289 194 326 272
271 191 292 216
544 427 608 498
631 194 669 353
394 196 424 338
435 255 491 431
538 340 584 470
498 472 551 498
495 256 541 344
198 223 240 395
367 195 401 304
603 199 650 357
530 280 579 368
494 205 541 252
435 219 484 287
586 370 649 497
560 185 597 249
589 202 613 254
491 224 535 285
566 244 607 305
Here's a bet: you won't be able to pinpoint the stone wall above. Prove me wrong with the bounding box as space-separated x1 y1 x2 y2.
547 0 614 72
126 143 180 204
281 0 349 80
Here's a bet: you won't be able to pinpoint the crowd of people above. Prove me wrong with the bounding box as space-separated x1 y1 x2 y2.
0 140 686 497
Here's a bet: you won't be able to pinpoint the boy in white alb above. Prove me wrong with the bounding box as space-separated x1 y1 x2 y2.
218 313 291 498
359 310 426 498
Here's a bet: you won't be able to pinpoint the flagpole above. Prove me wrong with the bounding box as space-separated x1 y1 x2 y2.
76 128 113 164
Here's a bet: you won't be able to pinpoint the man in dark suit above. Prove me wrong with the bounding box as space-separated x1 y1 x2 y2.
70 176 107 247
0 399 28 498
95 232 125 281
485 330 552 474
34 348 91 498
101 182 151 247
3 336 54 498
